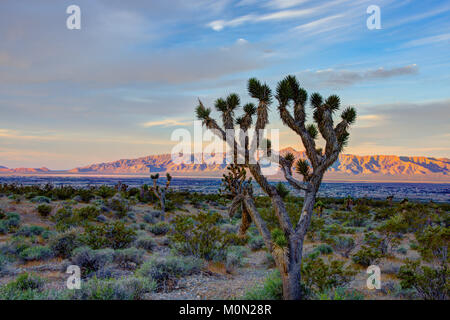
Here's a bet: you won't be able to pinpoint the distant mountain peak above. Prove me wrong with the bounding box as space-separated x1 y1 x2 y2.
64 149 450 183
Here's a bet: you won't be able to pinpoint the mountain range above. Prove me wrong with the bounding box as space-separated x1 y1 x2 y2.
1 148 449 183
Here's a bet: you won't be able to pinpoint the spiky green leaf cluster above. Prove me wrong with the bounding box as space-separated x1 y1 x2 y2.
325 95 340 112
214 98 227 113
284 152 295 167
276 75 307 106
226 93 240 109
341 107 357 124
150 174 160 180
295 159 310 179
195 104 211 121
243 103 256 115
248 78 272 104
306 124 318 139
310 93 323 109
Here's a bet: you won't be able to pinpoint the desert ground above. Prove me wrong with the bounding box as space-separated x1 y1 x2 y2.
0 183 448 300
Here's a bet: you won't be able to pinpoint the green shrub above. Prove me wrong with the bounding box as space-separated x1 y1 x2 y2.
243 271 283 300
169 211 242 260
67 276 156 300
19 246 53 261
0 273 46 300
398 259 449 300
73 206 101 221
301 256 356 294
81 221 137 250
271 228 287 247
149 221 170 235
318 287 364 300
314 244 333 255
70 247 114 277
347 205 371 227
37 204 52 217
15 225 46 237
136 255 202 290
134 236 156 251
113 247 145 268
248 235 265 251
326 236 355 258
351 246 381 267
49 228 83 258
31 196 51 204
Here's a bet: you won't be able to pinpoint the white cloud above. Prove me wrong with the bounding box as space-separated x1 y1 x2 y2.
141 119 189 128
403 33 450 48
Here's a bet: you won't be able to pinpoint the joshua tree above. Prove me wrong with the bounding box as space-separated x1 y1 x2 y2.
150 173 172 221
314 200 325 217
195 75 357 299
220 164 254 237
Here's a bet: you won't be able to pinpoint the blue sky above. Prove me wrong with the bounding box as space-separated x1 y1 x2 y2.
0 0 449 169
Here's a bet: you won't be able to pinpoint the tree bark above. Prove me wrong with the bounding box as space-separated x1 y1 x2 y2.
238 205 252 237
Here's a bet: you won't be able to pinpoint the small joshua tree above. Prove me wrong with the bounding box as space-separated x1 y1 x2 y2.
220 164 254 237
195 75 356 299
150 173 172 221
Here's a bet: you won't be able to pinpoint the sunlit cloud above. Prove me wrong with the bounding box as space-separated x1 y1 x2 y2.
141 119 190 128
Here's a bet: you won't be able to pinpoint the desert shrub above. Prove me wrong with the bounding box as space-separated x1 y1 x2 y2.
113 247 145 268
398 259 449 300
148 221 170 235
31 196 51 204
326 236 356 258
95 186 116 199
301 256 356 294
107 195 129 218
317 287 364 300
351 246 382 267
307 216 325 241
376 214 408 254
374 207 396 221
52 207 76 231
136 255 202 290
15 225 47 237
415 225 449 266
134 236 156 251
70 247 114 277
314 244 333 255
271 228 287 247
73 206 101 221
248 235 265 251
19 245 53 261
243 270 283 300
364 232 388 255
49 228 83 258
225 245 250 272
36 204 52 217
81 221 137 250
0 273 45 300
347 205 371 227
143 213 156 224
0 253 10 275
75 188 96 202
169 211 242 261
67 276 156 300
275 182 290 199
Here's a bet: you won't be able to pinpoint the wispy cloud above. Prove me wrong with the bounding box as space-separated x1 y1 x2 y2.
292 14 344 33
141 119 190 128
298 65 419 88
402 33 450 48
